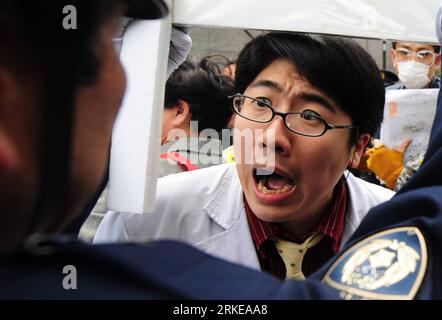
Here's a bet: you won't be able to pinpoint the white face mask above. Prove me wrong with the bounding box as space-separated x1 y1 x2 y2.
397 61 431 89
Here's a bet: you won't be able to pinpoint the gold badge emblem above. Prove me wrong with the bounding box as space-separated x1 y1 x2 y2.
323 227 427 299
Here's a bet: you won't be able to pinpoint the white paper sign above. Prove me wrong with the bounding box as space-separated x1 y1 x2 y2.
108 18 171 214
380 89 438 163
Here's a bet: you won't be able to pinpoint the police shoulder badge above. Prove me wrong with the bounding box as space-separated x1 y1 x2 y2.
323 227 427 300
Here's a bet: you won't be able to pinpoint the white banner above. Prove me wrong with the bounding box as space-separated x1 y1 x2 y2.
381 89 438 164
108 18 171 214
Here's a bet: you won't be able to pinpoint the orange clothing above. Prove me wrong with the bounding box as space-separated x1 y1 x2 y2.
366 145 404 189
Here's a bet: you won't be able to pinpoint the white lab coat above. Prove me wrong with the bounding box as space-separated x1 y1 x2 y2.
94 163 394 270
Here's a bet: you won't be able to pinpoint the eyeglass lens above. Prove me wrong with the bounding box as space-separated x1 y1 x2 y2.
233 96 326 136
396 48 436 64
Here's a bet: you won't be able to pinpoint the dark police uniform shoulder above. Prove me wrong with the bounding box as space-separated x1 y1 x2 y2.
0 238 281 299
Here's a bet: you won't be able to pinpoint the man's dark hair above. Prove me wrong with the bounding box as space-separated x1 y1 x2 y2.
392 41 441 53
235 32 385 142
165 57 235 132
204 54 236 70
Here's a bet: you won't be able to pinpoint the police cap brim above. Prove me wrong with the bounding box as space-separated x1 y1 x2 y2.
123 0 168 19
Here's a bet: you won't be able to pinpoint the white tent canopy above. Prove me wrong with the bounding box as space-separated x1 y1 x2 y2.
173 0 439 43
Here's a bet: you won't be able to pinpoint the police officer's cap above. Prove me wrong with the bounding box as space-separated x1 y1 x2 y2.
123 0 168 19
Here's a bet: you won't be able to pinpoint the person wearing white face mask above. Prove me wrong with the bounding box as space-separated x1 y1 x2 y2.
389 41 441 89
360 42 441 191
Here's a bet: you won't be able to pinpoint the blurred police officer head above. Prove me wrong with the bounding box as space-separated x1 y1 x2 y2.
0 0 167 252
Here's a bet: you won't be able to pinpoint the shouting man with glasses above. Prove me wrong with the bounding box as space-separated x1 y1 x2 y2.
95 32 394 280
389 41 440 89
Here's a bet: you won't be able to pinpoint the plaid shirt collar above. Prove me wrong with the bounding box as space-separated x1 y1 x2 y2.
245 177 347 253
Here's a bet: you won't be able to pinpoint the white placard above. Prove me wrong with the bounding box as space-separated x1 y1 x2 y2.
108 18 171 214
380 89 438 163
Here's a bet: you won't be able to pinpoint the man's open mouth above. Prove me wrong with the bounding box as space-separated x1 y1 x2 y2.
254 168 296 195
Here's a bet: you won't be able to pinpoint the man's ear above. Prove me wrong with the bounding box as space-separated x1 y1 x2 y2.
230 114 239 128
171 100 191 127
348 133 371 169
390 48 398 71
227 114 235 129
0 69 20 172
434 53 441 67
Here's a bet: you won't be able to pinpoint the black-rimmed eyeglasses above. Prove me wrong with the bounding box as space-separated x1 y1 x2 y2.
230 94 358 137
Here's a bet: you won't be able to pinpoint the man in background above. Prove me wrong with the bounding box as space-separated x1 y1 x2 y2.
363 41 441 190
389 41 440 89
